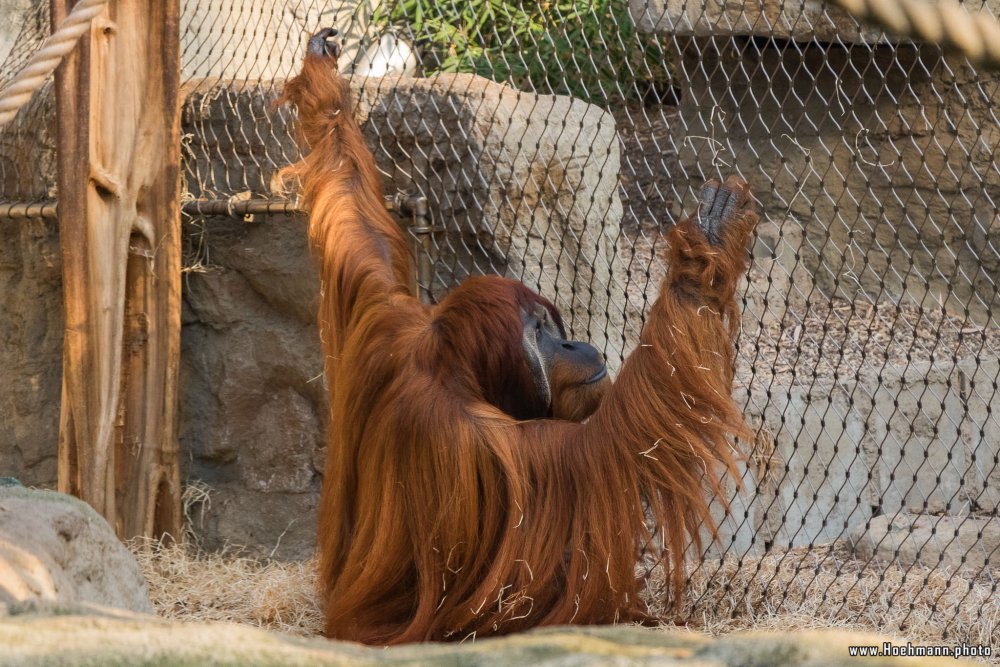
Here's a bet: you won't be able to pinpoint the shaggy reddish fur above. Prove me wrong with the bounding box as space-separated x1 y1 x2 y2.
281 49 758 645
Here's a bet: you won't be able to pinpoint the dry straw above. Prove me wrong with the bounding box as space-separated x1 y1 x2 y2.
131 539 998 663
130 538 324 637
676 544 999 655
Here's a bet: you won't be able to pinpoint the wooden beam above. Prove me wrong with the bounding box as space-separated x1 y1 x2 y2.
53 0 182 540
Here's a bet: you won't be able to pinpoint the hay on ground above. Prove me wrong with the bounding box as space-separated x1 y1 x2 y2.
663 543 998 663
129 539 323 636
132 539 998 663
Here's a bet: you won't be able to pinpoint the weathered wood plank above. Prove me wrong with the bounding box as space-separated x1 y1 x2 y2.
53 0 182 539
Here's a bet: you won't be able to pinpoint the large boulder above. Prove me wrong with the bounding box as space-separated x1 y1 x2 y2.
0 608 979 666
0 485 152 613
629 0 883 42
355 73 626 358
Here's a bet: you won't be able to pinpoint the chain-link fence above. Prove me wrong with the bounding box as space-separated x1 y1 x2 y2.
1 0 998 655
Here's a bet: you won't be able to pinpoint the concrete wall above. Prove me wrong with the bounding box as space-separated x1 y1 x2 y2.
666 39 1000 330
0 0 36 69
713 357 1000 559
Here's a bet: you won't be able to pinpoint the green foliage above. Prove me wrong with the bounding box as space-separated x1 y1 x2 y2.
378 0 671 106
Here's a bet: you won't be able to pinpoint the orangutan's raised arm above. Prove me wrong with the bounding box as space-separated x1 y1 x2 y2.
569 176 757 608
279 29 413 363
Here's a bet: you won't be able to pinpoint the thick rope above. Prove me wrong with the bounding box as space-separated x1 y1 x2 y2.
0 0 112 127
831 0 1000 65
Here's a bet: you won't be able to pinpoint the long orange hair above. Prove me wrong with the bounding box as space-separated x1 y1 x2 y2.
281 39 757 644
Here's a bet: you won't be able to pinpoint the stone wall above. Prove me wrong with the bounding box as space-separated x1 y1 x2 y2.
718 357 1000 557
179 213 325 559
0 216 62 489
628 0 884 43
631 2 1000 328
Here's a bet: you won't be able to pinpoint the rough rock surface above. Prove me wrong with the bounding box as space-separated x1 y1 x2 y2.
630 0 885 42
725 356 1000 555
0 486 152 612
356 74 627 358
0 80 61 491
180 214 325 560
0 217 62 489
744 214 815 331
0 606 976 666
850 512 1000 572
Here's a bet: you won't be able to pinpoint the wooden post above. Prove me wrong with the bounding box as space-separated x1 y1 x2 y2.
53 0 182 540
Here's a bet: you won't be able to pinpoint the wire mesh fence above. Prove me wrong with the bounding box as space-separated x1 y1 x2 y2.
1 0 998 654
